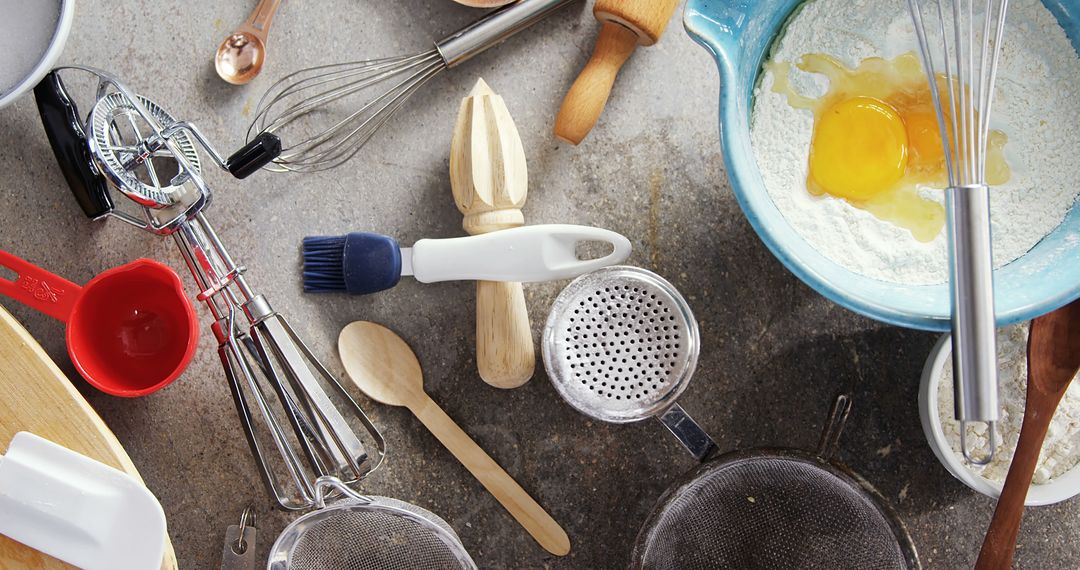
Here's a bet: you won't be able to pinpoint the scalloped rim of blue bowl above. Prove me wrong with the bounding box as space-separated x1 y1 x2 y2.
684 0 1080 332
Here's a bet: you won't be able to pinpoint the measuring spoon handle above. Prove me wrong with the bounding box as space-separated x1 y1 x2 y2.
409 394 570 556
0 249 81 322
244 0 281 37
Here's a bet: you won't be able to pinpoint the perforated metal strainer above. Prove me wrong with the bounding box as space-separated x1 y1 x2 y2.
630 395 920 570
542 266 715 459
267 477 477 570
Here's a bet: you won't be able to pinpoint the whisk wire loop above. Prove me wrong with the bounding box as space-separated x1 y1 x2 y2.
281 57 445 171
248 50 446 173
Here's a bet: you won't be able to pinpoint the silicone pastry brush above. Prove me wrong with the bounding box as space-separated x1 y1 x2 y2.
554 0 680 144
450 78 533 389
302 224 631 295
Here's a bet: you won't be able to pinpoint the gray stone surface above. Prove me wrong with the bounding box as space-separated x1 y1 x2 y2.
0 0 1077 568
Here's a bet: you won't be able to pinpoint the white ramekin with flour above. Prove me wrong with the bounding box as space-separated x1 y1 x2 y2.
919 328 1080 506
0 0 74 110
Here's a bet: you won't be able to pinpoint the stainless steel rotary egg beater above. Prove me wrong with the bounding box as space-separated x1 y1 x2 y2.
34 66 385 510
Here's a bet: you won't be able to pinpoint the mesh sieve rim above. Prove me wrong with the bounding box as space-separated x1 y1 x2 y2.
267 495 478 570
629 448 921 570
541 265 700 423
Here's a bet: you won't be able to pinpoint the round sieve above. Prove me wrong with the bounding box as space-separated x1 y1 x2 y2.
268 477 477 570
542 266 700 423
630 395 920 570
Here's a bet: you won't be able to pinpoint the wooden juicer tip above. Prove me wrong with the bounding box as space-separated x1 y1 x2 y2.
554 0 681 145
450 78 535 389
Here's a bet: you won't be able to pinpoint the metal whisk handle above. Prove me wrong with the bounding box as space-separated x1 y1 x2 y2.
948 184 999 425
436 0 580 67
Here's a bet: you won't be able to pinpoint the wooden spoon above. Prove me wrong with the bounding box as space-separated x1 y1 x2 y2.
215 0 283 85
0 303 178 570
975 298 1080 570
338 321 570 556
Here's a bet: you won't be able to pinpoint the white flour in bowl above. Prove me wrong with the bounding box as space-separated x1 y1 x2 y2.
938 324 1080 484
750 0 1080 284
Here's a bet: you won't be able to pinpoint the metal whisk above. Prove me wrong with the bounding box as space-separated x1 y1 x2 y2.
907 0 1009 464
35 66 385 510
248 0 578 172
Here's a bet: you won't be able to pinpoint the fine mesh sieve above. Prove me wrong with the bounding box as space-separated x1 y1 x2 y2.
543 266 715 459
630 395 920 570
268 477 477 570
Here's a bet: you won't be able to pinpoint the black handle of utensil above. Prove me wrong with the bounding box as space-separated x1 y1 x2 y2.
225 132 281 178
34 71 113 219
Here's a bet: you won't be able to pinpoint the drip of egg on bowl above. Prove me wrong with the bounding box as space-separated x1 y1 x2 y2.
766 52 1010 243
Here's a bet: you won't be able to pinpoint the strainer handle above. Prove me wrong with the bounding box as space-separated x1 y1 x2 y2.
657 404 716 461
815 394 852 459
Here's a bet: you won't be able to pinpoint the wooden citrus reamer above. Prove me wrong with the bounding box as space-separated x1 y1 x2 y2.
554 0 680 144
450 78 535 389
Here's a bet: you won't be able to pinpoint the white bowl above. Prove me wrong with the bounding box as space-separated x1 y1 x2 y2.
0 0 73 110
919 334 1080 506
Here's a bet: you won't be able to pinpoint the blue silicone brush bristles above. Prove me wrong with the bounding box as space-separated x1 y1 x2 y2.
301 233 403 295
302 235 349 293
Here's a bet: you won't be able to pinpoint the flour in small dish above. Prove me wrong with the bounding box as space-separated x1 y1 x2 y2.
938 324 1080 484
751 0 1080 284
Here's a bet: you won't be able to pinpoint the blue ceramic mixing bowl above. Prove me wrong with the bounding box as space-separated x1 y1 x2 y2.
684 0 1080 331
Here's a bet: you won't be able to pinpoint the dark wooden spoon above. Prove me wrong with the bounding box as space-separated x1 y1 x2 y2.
975 298 1080 570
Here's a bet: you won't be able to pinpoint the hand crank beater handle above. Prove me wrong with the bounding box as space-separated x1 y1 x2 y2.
226 132 281 179
34 71 113 220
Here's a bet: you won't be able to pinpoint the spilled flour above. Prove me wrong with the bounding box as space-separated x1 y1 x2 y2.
751 0 1080 284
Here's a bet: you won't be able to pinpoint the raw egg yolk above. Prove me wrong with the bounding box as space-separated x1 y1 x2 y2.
766 52 1010 243
809 96 908 201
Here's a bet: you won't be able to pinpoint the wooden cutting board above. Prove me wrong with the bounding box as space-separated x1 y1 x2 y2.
0 303 178 570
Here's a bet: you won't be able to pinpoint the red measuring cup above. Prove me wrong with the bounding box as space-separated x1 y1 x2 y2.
0 249 198 397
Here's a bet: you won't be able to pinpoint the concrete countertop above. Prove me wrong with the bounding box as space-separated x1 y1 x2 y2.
0 0 1077 568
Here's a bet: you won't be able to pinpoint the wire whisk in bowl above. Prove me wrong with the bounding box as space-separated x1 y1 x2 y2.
906 0 1011 464
248 0 579 173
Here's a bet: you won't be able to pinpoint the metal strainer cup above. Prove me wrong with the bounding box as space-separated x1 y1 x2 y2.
542 266 716 459
267 477 477 570
630 395 920 570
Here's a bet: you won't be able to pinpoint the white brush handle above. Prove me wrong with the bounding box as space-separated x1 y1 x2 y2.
405 224 631 283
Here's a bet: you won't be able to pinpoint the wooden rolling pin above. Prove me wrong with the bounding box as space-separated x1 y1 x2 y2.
450 78 535 389
0 303 178 570
554 0 680 144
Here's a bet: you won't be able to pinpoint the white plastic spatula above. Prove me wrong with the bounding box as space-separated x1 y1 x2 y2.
0 432 166 570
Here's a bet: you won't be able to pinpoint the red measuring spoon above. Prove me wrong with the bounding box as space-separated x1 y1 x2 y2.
0 249 198 397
